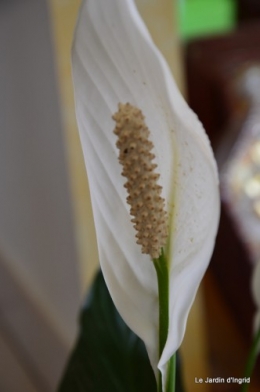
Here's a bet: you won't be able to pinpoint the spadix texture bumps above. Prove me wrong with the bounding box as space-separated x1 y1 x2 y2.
113 103 168 259
72 0 220 389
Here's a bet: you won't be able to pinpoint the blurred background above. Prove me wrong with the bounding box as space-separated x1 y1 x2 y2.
0 0 260 391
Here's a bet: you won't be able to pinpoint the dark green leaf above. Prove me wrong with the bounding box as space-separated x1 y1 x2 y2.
58 270 157 392
58 270 185 392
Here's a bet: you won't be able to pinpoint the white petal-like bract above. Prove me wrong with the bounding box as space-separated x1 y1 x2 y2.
72 0 220 387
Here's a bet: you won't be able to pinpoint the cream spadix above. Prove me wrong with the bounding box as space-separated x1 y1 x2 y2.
72 0 220 389
113 103 168 259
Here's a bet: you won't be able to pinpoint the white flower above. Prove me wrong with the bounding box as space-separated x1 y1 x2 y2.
72 0 220 389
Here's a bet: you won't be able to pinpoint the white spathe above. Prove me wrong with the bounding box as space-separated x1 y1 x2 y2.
72 0 220 389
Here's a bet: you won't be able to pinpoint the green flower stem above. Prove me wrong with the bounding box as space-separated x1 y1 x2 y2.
166 354 176 392
153 250 176 392
153 251 169 355
241 326 260 392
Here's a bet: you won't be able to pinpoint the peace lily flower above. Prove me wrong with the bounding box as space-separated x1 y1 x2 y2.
72 0 220 390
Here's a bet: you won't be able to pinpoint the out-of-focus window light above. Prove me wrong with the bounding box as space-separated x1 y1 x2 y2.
178 0 237 40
